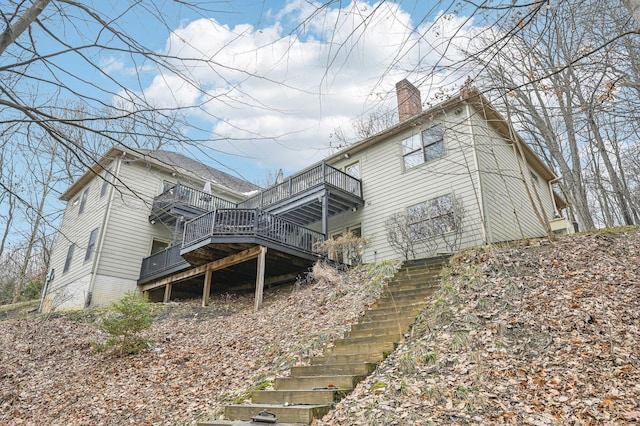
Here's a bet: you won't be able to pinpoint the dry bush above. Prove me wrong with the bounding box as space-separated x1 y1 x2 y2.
314 232 368 265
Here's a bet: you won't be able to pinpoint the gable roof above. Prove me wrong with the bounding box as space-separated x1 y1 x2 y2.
323 87 567 210
60 146 259 201
326 88 556 179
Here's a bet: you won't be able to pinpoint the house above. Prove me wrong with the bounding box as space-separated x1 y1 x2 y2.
43 81 571 311
42 148 258 311
320 81 571 262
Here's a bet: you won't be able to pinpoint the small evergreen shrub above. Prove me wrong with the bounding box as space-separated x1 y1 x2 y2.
94 291 154 355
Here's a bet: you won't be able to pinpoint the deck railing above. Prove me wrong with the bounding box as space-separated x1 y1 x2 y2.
139 245 189 281
152 183 237 216
238 161 362 210
183 208 325 254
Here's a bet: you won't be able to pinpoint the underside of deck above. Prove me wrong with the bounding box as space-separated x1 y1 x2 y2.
139 242 316 307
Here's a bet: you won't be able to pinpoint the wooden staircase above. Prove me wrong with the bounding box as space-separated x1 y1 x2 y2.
198 257 447 426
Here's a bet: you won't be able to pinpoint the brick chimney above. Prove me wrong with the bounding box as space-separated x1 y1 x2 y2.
396 79 422 122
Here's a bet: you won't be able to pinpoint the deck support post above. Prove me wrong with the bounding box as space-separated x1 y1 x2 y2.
202 270 212 307
254 246 268 311
163 283 172 303
321 191 329 240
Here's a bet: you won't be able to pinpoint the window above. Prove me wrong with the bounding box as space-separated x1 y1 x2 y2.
347 225 363 265
407 194 456 240
345 162 361 194
163 181 175 193
63 244 75 273
402 124 444 169
530 171 539 185
345 162 360 179
85 228 99 261
79 188 89 214
100 168 112 197
151 239 169 255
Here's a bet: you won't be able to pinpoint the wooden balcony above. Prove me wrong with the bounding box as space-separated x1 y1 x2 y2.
181 208 324 264
138 209 324 286
149 183 237 224
238 161 363 225
140 162 363 302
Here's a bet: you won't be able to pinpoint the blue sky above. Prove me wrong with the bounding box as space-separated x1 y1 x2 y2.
36 0 481 184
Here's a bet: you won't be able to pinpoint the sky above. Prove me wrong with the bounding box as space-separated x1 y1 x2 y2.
84 0 479 183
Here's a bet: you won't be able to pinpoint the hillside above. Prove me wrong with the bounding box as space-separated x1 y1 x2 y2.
318 228 640 425
1 229 639 425
0 264 389 425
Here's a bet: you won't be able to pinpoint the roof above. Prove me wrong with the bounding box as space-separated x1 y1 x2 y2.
323 87 567 209
138 149 259 194
326 87 555 179
60 146 259 201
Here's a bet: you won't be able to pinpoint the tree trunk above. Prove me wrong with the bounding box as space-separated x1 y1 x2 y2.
621 0 640 26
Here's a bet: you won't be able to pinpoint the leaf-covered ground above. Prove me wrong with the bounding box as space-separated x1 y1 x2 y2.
2 229 639 425
0 264 385 425
317 228 640 425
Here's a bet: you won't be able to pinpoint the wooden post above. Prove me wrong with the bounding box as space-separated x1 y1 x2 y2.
321 191 329 240
254 246 267 311
163 283 172 303
202 270 212 307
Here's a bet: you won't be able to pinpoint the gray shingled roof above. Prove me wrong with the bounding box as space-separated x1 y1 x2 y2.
139 149 259 194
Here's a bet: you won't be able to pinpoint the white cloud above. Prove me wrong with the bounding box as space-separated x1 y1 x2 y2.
134 1 477 176
100 56 124 74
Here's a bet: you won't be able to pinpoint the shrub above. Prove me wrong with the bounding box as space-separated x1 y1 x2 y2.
94 291 154 355
314 231 368 265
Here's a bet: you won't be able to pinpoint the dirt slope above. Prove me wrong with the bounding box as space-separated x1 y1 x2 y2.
2 229 639 425
0 265 384 425
317 228 640 425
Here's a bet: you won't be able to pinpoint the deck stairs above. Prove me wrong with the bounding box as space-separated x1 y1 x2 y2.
197 257 447 426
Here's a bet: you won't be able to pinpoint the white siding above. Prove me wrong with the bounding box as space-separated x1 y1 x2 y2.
327 110 486 262
46 154 242 310
471 109 556 242
46 160 118 311
91 274 138 307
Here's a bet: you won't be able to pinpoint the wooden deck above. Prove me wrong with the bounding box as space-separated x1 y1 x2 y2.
139 162 364 308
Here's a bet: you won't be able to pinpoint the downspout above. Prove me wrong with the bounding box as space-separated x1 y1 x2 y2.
548 176 561 216
467 103 490 245
85 152 124 307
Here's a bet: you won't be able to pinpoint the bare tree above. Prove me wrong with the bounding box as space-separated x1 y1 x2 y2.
386 194 465 260
461 0 639 229
621 0 640 24
330 107 397 149
385 211 419 261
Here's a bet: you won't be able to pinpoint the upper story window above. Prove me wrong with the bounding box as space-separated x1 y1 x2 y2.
63 244 75 273
85 228 98 262
345 162 360 179
530 171 540 185
79 188 89 214
100 168 112 197
407 194 455 240
402 124 444 169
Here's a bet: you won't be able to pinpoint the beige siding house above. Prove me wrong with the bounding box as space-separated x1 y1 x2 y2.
321 82 569 262
44 82 571 310
44 148 257 311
